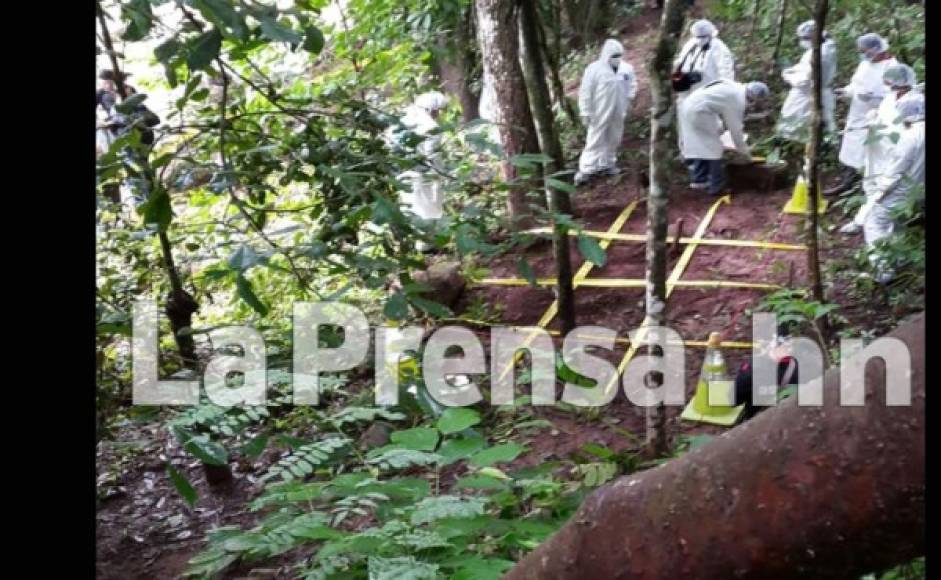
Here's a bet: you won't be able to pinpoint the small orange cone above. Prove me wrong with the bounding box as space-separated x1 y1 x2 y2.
783 175 827 215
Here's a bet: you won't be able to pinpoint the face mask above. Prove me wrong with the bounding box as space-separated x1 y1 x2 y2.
799 39 812 50
608 55 621 68
696 36 710 48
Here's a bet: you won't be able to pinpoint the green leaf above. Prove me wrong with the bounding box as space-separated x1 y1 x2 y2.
577 233 606 266
451 557 515 580
193 0 248 40
184 436 229 466
303 26 325 53
516 257 537 287
187 28 222 71
368 556 439 580
139 187 173 231
167 465 198 507
239 434 268 458
260 17 302 44
236 275 269 316
114 93 147 114
154 37 181 63
469 443 526 467
390 427 440 451
546 177 577 195
228 245 261 271
510 153 553 168
453 473 509 491
409 495 487 525
121 0 154 41
437 437 487 465
384 292 410 320
408 296 452 318
436 407 481 435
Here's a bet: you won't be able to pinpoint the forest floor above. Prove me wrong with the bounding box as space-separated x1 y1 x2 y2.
96 5 911 579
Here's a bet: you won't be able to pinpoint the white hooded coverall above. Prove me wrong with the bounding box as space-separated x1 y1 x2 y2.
678 80 749 161
673 34 735 150
837 55 899 169
398 98 446 220
852 89 924 227
778 39 838 140
577 39 637 174
864 119 924 276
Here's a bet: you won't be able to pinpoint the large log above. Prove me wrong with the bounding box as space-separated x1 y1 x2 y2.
506 313 925 580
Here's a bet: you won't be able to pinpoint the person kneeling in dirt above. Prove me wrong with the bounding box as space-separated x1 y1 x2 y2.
575 39 637 186
678 80 769 197
734 338 800 420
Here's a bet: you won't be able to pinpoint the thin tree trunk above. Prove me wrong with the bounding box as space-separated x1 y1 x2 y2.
770 0 788 74
475 0 544 230
807 0 827 305
561 0 583 50
641 0 689 458
433 6 480 122
536 1 579 128
97 0 198 367
519 0 576 333
750 0 762 38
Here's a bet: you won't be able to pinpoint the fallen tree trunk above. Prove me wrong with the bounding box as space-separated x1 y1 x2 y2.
506 312 925 580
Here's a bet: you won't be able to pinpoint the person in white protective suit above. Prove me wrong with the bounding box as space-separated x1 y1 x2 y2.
678 80 769 196
574 39 638 186
396 92 449 252
777 20 837 142
862 98 924 284
840 63 923 234
824 33 899 196
672 19 735 154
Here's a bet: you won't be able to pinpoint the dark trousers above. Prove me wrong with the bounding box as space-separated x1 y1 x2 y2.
686 158 724 195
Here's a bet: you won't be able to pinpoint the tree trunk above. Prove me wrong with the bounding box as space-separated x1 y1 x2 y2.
561 0 584 50
642 0 689 457
807 0 826 307
475 0 543 230
433 6 480 122
536 1 579 128
750 0 762 38
97 0 198 367
770 0 788 74
506 311 926 580
519 0 576 333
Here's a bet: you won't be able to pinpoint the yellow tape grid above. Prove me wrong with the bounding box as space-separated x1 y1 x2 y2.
603 195 732 393
477 278 780 291
496 198 641 382
523 227 807 252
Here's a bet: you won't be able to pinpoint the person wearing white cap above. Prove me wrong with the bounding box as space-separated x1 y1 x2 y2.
678 80 769 196
840 63 923 234
863 97 924 283
825 33 898 196
777 20 838 141
672 19 735 158
574 38 637 186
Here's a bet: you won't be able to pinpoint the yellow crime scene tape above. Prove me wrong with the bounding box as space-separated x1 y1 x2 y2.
476 278 780 291
496 198 641 382
523 227 806 251
604 195 733 393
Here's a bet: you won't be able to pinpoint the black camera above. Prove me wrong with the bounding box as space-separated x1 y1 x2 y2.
671 70 703 92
